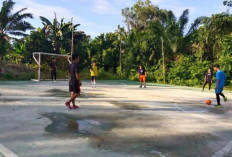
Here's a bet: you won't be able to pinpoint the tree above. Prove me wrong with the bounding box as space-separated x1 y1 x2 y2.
0 0 34 58
24 28 54 63
40 14 85 54
223 1 232 7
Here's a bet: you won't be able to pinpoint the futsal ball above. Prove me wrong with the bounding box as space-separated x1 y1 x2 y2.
205 100 211 105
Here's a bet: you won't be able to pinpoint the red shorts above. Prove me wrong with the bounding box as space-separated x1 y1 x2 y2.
139 75 146 82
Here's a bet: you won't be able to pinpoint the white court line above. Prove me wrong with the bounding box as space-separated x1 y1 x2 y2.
173 103 232 157
0 143 18 157
212 140 232 157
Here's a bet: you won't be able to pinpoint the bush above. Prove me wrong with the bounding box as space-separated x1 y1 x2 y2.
2 72 13 80
167 56 212 86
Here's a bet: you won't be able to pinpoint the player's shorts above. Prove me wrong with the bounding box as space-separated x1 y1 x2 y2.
69 84 81 94
91 76 97 81
51 70 56 76
139 75 146 82
215 87 224 94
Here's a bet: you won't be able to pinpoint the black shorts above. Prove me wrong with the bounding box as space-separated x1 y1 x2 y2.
91 76 97 81
69 84 81 94
51 70 56 76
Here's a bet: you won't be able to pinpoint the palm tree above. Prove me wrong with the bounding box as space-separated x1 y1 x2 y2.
160 9 206 57
0 0 34 58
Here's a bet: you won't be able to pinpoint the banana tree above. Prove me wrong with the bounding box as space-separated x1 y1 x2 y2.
40 14 83 54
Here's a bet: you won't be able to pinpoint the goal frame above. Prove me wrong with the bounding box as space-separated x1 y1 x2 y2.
32 52 71 82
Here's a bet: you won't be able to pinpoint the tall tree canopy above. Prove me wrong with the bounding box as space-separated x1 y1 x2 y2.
0 0 34 58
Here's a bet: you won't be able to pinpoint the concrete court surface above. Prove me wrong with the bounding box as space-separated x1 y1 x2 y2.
0 80 232 157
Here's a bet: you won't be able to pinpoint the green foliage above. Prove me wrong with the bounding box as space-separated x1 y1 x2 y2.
2 72 13 80
0 0 34 58
167 56 212 86
2 0 232 89
24 28 54 63
39 15 86 54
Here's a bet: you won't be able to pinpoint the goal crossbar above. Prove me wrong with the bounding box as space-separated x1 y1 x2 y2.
32 52 71 82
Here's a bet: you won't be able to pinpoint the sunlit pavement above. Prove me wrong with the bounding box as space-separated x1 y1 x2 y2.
0 81 232 157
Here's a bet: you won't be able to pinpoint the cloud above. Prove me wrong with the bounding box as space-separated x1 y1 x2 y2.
112 0 134 8
150 0 197 17
91 0 134 14
14 0 92 26
91 0 118 14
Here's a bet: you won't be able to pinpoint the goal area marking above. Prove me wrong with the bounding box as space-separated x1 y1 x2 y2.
32 52 71 82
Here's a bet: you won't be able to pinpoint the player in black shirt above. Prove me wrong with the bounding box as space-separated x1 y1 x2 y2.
65 54 82 109
202 68 213 91
50 58 57 81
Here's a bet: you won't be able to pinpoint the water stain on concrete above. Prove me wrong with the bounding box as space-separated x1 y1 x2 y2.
109 101 144 110
44 89 69 97
42 112 219 157
43 112 116 138
43 89 105 98
0 98 22 103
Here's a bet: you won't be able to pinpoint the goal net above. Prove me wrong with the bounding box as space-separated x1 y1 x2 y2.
32 52 71 82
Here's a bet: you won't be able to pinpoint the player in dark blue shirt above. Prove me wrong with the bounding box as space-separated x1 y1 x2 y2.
65 54 82 109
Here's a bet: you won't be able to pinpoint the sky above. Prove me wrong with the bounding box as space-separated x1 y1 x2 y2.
10 0 229 38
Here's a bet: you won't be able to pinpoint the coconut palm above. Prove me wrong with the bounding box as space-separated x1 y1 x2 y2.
0 0 34 39
160 9 206 56
0 0 34 58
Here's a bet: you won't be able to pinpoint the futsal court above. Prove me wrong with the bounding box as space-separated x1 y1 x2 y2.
0 80 232 157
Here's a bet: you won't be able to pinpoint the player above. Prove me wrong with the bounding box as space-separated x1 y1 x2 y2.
90 61 98 88
202 68 213 91
138 64 147 88
65 54 82 109
213 64 228 108
50 58 57 82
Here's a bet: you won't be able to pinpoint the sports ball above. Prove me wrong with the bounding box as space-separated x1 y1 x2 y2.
205 99 211 105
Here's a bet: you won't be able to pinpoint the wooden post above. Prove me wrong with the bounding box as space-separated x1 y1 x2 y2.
71 17 74 56
161 37 165 83
120 34 122 78
38 53 41 81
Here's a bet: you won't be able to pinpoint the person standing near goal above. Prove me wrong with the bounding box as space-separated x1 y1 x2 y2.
138 64 147 88
202 68 213 91
213 64 228 108
50 58 57 82
90 61 98 88
65 54 82 109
